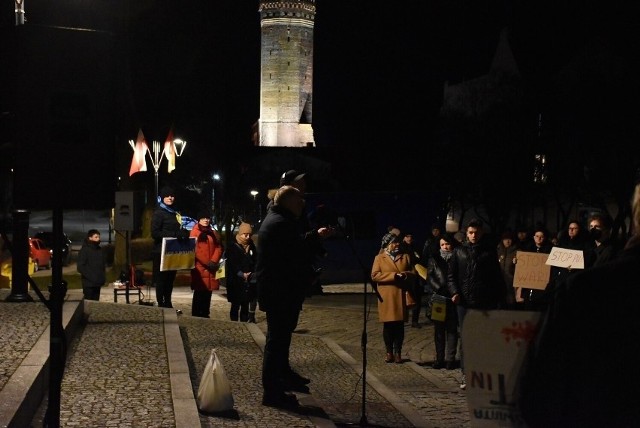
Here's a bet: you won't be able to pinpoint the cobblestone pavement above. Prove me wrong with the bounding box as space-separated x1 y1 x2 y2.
1 283 471 427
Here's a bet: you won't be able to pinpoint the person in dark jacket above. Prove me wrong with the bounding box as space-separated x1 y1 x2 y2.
550 220 588 295
273 170 334 296
520 183 640 428
151 186 190 309
585 212 619 268
447 218 508 389
426 232 459 370
76 229 105 301
225 222 258 322
516 225 553 307
257 185 316 409
497 230 518 304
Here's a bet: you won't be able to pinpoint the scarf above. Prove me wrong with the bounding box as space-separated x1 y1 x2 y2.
158 199 182 226
440 249 453 261
195 223 217 243
236 222 253 253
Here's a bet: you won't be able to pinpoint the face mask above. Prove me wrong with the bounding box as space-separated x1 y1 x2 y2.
589 228 602 240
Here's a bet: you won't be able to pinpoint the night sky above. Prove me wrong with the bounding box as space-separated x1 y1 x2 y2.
1 0 639 209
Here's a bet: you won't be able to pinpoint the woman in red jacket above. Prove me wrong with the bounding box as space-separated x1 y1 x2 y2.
190 209 223 318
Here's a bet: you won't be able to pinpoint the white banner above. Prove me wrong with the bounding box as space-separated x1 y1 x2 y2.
462 309 541 427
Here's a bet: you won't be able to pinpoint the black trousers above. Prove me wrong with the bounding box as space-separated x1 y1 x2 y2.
433 301 459 362
262 308 301 394
230 301 249 321
382 320 405 354
192 290 212 317
152 253 177 308
82 285 101 301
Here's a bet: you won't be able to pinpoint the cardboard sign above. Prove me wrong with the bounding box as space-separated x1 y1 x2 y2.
462 309 542 427
513 251 551 290
160 237 196 271
545 247 584 269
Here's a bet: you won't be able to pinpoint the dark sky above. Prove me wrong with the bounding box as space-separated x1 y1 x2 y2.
1 0 639 208
3 0 635 147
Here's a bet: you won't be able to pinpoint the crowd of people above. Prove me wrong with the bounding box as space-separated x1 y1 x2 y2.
368 204 630 396
144 169 637 420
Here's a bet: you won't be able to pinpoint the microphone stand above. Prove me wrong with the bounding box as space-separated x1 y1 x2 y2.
335 223 382 427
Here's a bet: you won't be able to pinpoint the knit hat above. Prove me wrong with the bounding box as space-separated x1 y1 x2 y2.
381 232 401 248
159 186 175 198
280 170 306 186
196 208 212 220
238 222 253 235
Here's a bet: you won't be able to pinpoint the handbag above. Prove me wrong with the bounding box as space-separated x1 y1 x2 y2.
430 294 448 322
197 349 234 413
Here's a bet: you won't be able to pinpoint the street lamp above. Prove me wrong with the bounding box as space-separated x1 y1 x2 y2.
250 190 260 222
128 131 187 197
211 173 221 225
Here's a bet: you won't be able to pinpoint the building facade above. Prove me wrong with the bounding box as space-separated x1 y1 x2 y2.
257 0 316 147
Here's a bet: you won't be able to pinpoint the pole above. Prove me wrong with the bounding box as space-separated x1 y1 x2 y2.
6 209 33 302
44 207 66 428
152 141 161 197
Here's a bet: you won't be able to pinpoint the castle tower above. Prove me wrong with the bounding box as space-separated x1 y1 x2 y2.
257 0 316 147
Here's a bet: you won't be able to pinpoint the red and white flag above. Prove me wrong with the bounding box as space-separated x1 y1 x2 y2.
129 129 149 176
164 127 176 173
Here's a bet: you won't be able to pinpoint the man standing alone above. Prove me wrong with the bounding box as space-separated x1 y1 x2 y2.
77 229 105 301
256 185 314 409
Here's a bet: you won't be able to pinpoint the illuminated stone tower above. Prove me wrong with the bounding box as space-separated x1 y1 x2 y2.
257 0 316 147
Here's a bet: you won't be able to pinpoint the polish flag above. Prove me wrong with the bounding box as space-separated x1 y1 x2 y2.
164 127 176 173
128 129 149 176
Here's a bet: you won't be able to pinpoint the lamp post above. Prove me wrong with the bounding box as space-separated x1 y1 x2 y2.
129 135 187 197
250 190 260 222
211 173 221 225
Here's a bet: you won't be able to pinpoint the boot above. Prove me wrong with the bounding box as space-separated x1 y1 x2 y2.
394 352 403 364
385 352 394 363
248 312 256 323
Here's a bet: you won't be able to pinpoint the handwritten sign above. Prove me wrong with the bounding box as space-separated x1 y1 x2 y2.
462 309 541 427
513 251 551 290
545 247 584 269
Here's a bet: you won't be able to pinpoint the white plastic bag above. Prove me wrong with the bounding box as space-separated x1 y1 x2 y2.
197 349 234 413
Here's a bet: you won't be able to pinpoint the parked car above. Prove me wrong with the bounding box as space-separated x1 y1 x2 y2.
33 231 72 266
29 237 52 271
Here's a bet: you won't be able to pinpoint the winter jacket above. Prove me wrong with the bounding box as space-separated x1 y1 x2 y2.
189 225 223 291
427 254 454 298
76 240 105 288
447 238 507 309
256 204 314 313
371 251 416 322
151 205 183 254
225 240 257 304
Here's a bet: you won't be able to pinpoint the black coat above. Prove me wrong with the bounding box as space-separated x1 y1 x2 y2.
151 205 183 254
446 238 507 309
225 240 257 304
427 254 453 298
76 240 105 288
520 243 640 427
256 205 314 312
